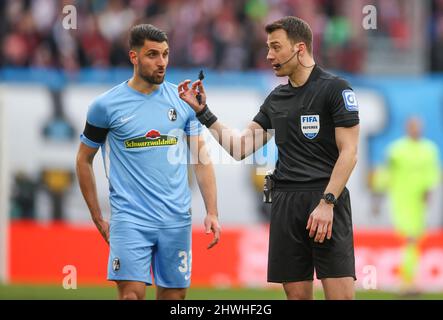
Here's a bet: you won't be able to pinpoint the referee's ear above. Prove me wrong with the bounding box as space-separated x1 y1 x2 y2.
297 42 307 56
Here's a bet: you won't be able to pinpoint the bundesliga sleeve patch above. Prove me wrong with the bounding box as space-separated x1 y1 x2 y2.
342 89 359 111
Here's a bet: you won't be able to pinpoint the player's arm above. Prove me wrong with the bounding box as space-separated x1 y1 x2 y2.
76 143 110 244
369 148 392 216
77 100 110 245
179 79 272 160
187 134 221 249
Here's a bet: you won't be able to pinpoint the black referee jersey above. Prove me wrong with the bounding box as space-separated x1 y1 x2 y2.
253 64 359 189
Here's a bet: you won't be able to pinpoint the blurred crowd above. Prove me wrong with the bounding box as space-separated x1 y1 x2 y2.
431 0 443 71
0 0 442 73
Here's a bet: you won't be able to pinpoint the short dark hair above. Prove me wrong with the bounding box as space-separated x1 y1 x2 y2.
129 24 168 49
265 16 313 54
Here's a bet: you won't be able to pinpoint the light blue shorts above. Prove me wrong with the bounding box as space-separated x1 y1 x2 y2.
107 221 192 288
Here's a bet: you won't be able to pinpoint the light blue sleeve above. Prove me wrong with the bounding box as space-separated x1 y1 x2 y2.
79 98 109 148
85 98 108 128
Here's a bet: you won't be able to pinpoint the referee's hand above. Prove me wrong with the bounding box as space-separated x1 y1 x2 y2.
306 200 334 243
204 213 221 249
178 79 206 112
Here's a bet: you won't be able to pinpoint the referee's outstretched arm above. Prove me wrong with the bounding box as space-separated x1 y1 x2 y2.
178 79 272 160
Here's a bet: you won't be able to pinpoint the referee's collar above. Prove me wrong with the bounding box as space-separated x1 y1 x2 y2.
287 64 321 88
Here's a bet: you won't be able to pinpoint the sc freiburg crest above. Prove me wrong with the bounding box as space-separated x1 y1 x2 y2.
168 108 177 121
112 258 120 271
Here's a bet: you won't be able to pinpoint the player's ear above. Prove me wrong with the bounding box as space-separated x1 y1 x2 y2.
129 50 138 66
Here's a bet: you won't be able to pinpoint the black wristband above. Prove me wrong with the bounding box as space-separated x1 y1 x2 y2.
196 104 218 127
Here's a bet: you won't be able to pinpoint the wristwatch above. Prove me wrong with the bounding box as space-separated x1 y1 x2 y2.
322 193 337 206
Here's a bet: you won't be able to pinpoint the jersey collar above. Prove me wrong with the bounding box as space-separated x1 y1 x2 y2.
124 80 163 98
288 64 321 89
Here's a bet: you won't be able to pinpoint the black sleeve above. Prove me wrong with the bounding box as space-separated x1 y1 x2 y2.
253 95 272 130
83 121 109 144
327 78 360 127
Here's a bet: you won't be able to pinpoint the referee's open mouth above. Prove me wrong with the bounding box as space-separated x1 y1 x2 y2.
272 64 280 70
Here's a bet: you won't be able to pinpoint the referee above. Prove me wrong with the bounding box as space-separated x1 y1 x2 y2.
179 16 359 300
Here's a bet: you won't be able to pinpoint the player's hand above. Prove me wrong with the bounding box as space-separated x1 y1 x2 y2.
306 200 334 243
204 213 221 249
178 79 206 112
94 218 110 245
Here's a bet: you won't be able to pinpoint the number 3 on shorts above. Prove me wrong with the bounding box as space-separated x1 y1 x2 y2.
178 250 192 274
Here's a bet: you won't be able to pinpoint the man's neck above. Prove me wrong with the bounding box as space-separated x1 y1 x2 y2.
288 59 315 87
128 75 159 95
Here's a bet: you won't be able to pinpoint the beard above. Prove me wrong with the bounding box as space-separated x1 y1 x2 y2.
139 68 165 85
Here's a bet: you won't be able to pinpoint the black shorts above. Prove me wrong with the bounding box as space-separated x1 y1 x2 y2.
267 188 356 283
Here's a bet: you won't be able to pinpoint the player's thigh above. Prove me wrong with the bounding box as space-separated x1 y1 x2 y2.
156 287 187 300
321 277 355 300
282 281 314 300
153 225 192 288
115 280 146 300
108 221 157 285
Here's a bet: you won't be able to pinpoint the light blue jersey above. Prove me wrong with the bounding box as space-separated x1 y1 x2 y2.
80 80 202 228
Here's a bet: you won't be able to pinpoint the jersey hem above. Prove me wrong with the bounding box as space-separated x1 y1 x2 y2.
110 217 192 229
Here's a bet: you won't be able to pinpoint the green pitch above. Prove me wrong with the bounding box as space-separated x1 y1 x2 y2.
1 284 443 300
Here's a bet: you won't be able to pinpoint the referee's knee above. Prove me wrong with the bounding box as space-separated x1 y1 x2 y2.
285 292 314 300
283 282 314 300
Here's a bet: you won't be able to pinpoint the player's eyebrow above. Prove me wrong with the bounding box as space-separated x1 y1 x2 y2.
145 48 169 54
145 49 160 54
146 48 169 53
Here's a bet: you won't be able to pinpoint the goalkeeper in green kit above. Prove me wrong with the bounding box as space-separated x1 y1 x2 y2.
372 117 441 291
